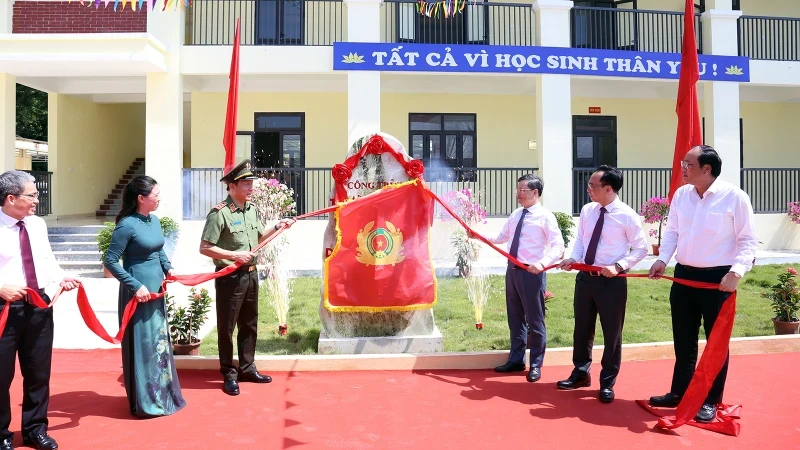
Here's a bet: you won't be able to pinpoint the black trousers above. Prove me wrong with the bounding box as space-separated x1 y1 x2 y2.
215 268 259 380
506 267 546 368
669 264 732 405
571 272 627 388
0 294 53 441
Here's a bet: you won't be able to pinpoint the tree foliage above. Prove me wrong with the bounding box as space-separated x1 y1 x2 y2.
16 84 48 142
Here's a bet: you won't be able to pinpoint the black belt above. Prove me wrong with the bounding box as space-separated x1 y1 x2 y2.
215 265 256 273
584 270 628 277
678 264 731 272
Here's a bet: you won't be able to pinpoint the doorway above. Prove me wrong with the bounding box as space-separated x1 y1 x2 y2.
253 112 305 213
572 115 617 214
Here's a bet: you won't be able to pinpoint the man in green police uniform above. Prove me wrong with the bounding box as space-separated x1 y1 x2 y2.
199 160 295 396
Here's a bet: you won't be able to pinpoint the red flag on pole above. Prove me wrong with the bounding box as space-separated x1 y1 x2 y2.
222 18 241 175
668 0 704 201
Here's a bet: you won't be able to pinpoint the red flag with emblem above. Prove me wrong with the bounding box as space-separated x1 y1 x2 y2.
668 0 704 201
324 180 437 312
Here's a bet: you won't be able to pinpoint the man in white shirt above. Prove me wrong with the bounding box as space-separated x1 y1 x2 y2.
475 174 564 383
557 165 647 403
0 171 79 450
648 146 758 423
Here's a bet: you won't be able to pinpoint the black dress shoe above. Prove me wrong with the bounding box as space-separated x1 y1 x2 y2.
494 361 525 373
649 392 682 407
599 388 615 403
556 374 591 390
0 436 13 450
23 433 57 450
695 403 717 423
526 367 541 382
239 372 272 383
223 378 240 396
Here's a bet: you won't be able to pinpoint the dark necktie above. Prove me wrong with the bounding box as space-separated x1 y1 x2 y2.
508 208 528 267
18 220 40 291
584 206 607 266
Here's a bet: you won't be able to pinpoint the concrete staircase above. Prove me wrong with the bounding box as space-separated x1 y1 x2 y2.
95 158 145 218
48 225 106 277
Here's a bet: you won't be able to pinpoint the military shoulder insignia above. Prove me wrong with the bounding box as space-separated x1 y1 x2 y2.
355 221 405 266
213 201 228 211
229 203 237 213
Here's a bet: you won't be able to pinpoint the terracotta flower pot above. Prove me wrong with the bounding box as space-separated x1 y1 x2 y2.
772 318 800 335
173 340 202 356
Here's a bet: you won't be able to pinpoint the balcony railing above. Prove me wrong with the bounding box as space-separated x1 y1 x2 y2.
573 168 671 215
182 167 538 219
571 7 702 54
24 170 52 216
741 168 800 214
382 0 536 46
186 0 345 46
738 16 800 61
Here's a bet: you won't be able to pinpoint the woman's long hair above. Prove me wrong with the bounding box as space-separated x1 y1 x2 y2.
116 175 158 224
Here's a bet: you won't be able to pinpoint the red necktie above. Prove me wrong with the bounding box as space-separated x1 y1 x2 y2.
584 207 607 266
17 220 40 291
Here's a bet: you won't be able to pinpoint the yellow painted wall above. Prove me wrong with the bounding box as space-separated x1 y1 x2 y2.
741 102 800 167
48 94 145 217
380 93 537 168
740 0 800 18
15 153 32 170
186 0 346 45
190 91 348 168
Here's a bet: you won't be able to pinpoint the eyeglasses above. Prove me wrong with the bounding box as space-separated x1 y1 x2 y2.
586 183 607 190
515 188 533 193
16 192 39 200
680 161 696 169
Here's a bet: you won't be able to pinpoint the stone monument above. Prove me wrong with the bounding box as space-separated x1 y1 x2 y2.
317 132 443 354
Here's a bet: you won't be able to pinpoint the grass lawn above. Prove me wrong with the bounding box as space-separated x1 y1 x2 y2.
199 263 796 356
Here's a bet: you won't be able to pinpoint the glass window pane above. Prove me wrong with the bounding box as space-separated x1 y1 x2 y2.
283 0 302 40
411 135 424 160
575 136 594 167
236 134 251 161
598 136 616 166
444 114 475 131
462 135 474 162
430 135 441 160
445 135 458 162
282 134 302 168
257 115 302 130
410 114 442 131
258 0 277 39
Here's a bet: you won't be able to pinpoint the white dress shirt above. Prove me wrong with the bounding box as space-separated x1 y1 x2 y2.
570 198 648 270
488 204 565 266
657 178 758 277
0 209 66 299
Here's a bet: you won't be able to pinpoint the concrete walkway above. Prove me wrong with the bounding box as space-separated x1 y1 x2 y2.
52 248 800 350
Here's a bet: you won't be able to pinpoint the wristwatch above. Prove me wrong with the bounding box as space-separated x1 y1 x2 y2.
614 262 624 273
274 224 280 231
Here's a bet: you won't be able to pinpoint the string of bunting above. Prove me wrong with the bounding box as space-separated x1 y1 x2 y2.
416 0 468 18
69 0 192 12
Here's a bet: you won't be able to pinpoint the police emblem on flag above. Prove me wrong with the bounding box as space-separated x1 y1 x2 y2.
355 221 405 266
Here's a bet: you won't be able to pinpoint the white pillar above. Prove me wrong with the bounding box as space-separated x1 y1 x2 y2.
146 9 184 220
701 6 742 187
0 73 14 174
345 0 381 147
1 0 12 34
533 0 573 214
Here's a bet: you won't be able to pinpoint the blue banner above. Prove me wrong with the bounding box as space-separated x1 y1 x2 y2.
333 42 749 82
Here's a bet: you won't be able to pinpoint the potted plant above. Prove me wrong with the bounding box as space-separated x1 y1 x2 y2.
552 211 575 257
762 267 800 335
641 196 670 256
167 287 213 355
96 221 117 278
159 216 181 260
788 201 800 225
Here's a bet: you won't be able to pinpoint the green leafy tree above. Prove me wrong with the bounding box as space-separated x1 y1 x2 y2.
16 84 48 142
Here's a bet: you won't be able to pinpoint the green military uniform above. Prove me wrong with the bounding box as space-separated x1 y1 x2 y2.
201 160 265 381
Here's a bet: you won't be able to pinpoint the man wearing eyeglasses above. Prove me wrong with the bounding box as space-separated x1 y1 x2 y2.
473 174 564 383
647 145 758 423
556 165 647 403
0 170 79 450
